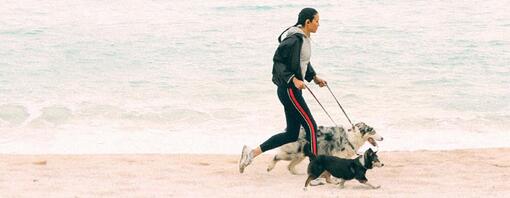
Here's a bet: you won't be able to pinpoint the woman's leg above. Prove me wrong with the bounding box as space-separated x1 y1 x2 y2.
285 87 318 156
239 87 301 173
259 107 302 153
239 86 318 173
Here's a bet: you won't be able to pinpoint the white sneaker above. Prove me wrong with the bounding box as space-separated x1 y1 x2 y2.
309 178 327 186
239 145 253 173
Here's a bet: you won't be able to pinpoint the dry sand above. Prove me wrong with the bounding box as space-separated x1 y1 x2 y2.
1 148 509 197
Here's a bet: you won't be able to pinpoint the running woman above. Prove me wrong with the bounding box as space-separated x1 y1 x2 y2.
239 8 327 173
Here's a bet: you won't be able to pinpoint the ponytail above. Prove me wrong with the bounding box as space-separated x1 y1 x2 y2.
277 24 297 43
277 8 318 43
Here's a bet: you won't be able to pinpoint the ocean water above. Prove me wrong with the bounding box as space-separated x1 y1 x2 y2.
0 0 509 154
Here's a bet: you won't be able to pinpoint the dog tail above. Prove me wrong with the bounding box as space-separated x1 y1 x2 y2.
304 142 316 160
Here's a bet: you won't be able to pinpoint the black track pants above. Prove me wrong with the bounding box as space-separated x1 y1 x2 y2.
260 86 318 156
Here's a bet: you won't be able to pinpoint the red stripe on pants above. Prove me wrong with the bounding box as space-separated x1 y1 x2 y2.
288 88 317 155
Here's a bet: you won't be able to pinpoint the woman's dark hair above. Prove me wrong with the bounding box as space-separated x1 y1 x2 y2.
278 8 318 43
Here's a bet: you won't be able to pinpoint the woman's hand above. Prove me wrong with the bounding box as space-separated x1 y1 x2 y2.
313 76 327 87
293 77 306 90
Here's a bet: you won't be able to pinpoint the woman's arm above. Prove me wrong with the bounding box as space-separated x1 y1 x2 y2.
306 62 327 87
304 62 316 82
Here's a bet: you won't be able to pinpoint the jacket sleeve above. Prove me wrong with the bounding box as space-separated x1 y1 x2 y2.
273 39 297 85
304 62 317 82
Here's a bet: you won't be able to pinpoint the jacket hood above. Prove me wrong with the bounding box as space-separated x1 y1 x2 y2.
286 25 305 38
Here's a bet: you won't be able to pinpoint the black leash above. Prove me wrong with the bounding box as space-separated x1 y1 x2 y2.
326 84 355 129
325 84 357 150
304 84 337 126
305 84 356 150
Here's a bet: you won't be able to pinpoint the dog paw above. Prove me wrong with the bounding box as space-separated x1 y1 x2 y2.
267 165 275 172
289 169 302 175
303 187 308 191
372 185 381 189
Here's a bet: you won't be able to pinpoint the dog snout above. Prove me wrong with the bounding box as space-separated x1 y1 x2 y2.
373 160 384 168
372 135 383 141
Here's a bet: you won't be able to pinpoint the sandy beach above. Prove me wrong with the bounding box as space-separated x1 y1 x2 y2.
1 148 509 197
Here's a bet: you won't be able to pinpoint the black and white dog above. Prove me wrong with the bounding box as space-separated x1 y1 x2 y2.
267 122 383 175
304 148 383 190
266 125 346 174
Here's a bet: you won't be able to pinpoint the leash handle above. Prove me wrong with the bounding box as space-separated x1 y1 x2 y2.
326 85 355 129
303 84 337 126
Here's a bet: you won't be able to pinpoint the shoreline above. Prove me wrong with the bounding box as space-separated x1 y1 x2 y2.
1 148 509 197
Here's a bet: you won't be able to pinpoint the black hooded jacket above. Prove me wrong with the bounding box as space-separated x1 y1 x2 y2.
271 33 316 87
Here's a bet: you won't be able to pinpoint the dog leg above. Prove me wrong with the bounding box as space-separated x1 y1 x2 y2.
309 171 329 186
267 150 296 172
359 180 380 189
337 179 346 189
266 155 279 172
363 182 380 189
303 176 315 191
287 156 305 175
322 171 339 184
